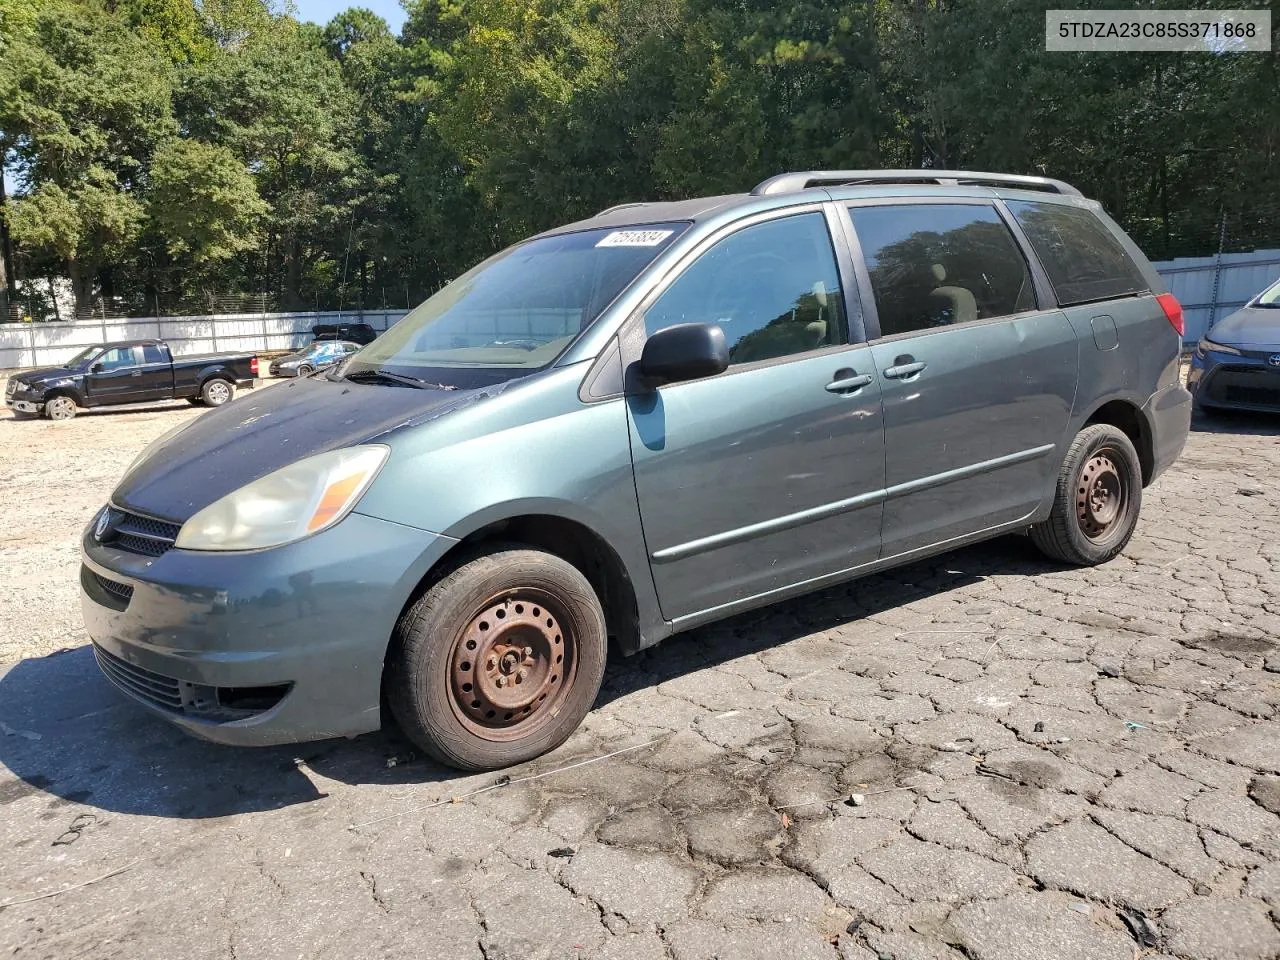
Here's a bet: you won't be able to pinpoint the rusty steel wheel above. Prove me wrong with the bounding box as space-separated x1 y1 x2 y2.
1075 448 1127 541
1030 424 1142 567
388 546 607 771
447 592 577 742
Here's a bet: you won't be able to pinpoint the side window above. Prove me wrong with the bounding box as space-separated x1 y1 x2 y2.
97 347 140 370
849 204 1036 338
643 212 846 366
1006 200 1149 306
141 344 166 364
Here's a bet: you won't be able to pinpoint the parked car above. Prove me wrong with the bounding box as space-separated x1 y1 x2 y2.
82 169 1190 771
268 341 361 378
312 322 376 345
1187 275 1280 413
6 340 257 420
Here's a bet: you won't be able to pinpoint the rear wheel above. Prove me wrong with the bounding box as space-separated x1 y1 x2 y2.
1030 424 1142 565
45 395 77 421
200 378 233 407
387 546 607 771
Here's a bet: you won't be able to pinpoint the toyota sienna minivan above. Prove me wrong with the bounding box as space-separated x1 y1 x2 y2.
82 170 1191 770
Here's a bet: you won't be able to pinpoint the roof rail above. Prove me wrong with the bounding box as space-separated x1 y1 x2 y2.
750 170 1083 198
595 201 651 217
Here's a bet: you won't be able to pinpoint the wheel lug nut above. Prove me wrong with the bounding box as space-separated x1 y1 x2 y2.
522 646 533 658
496 676 507 688
516 668 527 683
487 656 497 670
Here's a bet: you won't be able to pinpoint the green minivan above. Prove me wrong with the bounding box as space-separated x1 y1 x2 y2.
82 170 1191 770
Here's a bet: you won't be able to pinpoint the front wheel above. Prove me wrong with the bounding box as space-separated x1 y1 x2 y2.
200 378 234 407
45 395 77 421
1029 424 1142 566
387 546 607 771
296 364 314 377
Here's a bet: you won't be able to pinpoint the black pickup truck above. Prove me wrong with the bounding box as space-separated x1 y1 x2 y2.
4 339 258 420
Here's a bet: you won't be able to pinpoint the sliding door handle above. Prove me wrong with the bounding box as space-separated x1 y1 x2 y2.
883 360 926 380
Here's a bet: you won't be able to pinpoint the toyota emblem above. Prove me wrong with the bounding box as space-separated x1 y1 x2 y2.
1269 354 1280 368
94 508 112 542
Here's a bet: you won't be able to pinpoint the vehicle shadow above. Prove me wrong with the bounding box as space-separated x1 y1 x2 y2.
0 536 1051 820
1191 406 1280 435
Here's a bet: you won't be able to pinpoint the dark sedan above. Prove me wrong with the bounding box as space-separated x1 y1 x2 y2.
1189 276 1280 413
268 341 361 378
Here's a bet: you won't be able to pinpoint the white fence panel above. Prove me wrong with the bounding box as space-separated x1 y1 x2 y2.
0 310 410 372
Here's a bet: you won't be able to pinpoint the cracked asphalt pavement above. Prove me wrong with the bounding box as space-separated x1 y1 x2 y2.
1 394 1279 960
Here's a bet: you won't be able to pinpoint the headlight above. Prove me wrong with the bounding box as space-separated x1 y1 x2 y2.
175 445 389 551
1198 337 1241 357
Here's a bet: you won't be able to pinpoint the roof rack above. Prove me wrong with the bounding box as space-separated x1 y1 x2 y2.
595 201 651 217
750 170 1082 198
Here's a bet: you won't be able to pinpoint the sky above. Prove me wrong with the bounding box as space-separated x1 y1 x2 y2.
293 0 407 34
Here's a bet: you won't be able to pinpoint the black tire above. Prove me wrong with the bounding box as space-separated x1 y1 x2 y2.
1030 424 1142 566
387 546 607 771
187 397 203 406
296 364 314 377
200 378 234 406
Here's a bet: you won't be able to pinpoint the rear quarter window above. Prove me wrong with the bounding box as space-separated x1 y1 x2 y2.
1007 200 1149 306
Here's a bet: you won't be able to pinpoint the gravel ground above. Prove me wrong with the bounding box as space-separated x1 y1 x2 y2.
1 381 1279 960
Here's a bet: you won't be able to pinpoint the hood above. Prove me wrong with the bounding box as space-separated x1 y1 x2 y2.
13 365 80 386
114 375 498 522
1208 305 1280 350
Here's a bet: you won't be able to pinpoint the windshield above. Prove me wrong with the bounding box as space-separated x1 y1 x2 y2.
1256 277 1280 308
65 346 102 368
344 223 688 387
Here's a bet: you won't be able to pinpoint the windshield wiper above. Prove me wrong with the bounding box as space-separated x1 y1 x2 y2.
344 369 457 390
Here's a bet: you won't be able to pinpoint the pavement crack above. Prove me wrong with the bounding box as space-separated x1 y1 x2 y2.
359 870 391 915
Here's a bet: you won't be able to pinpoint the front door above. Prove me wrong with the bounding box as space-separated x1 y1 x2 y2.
627 209 886 623
844 200 1078 556
84 345 149 405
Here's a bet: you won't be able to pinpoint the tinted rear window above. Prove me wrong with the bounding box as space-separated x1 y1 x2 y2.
1007 200 1149 306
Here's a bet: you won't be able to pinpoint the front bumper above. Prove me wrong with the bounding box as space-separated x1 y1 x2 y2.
1188 348 1280 412
81 510 455 745
6 398 41 414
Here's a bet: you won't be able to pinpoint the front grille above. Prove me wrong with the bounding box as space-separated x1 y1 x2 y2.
94 644 184 711
81 565 133 611
95 573 133 602
105 508 181 557
1206 367 1280 409
93 643 293 721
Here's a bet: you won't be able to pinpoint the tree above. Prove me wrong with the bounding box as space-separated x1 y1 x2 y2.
179 22 364 308
148 139 268 269
0 0 175 314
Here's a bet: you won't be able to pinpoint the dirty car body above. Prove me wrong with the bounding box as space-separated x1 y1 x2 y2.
82 170 1191 767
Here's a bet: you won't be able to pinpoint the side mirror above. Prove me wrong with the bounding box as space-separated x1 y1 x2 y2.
638 323 729 386
90 362 103 373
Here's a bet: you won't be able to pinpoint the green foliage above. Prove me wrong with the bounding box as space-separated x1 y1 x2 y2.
148 139 268 266
1 0 1278 318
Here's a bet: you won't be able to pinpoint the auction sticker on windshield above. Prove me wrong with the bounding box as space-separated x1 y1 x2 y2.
596 230 675 247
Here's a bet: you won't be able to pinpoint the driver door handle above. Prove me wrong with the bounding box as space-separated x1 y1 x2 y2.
825 369 874 394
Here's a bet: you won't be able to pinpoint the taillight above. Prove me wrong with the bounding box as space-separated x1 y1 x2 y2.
1156 293 1184 337
250 357 259 376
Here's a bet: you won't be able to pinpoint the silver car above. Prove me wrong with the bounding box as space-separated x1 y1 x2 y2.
268 340 361 377
1188 276 1280 413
